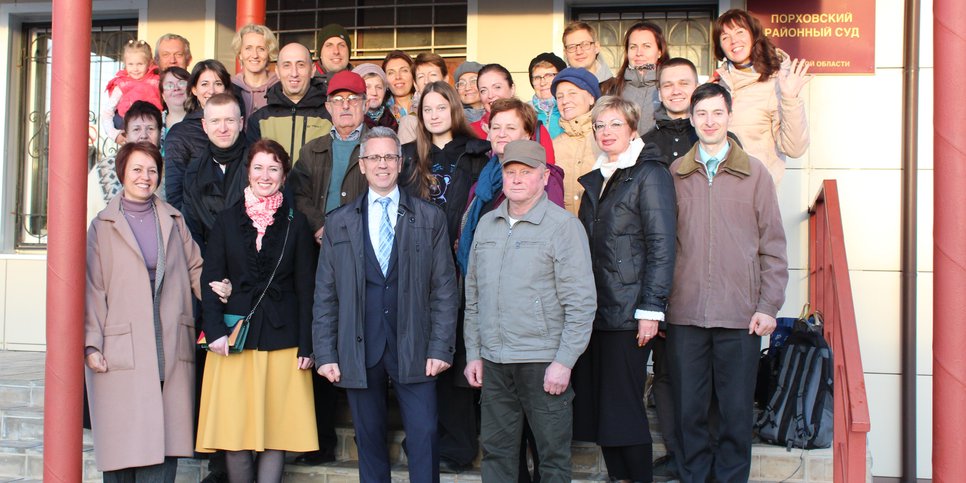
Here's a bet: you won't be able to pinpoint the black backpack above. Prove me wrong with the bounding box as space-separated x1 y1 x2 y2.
755 313 833 450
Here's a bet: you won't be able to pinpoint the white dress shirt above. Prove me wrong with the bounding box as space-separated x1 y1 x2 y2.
367 186 400 252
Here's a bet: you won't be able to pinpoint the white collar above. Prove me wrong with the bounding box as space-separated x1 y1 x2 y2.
593 137 646 173
367 186 400 207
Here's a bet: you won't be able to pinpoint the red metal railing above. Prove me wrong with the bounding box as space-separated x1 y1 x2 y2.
808 180 871 483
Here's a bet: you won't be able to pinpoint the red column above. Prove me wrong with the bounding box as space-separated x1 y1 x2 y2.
44 0 91 481
236 0 266 29
235 0 267 73
933 0 966 481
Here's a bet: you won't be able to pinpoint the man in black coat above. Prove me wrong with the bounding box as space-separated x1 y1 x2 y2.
313 126 459 483
182 93 248 251
642 58 742 168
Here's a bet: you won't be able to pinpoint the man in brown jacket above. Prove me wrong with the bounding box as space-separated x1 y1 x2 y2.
667 82 788 483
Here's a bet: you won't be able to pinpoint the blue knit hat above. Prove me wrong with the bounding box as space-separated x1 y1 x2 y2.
551 67 601 99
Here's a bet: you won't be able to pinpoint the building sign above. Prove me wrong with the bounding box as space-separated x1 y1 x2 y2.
747 0 875 74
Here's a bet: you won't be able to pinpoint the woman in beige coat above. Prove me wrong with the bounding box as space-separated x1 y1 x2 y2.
551 67 602 215
713 9 812 186
85 142 227 481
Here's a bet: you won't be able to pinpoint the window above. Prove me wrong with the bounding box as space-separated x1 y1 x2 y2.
265 0 467 62
574 7 717 78
14 20 137 249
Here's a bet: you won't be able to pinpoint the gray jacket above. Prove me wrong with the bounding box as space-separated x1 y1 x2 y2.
464 193 596 368
601 67 660 135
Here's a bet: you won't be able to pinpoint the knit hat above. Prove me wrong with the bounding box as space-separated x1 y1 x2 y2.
352 63 388 86
454 61 484 81
551 67 601 99
327 70 366 95
528 53 567 82
317 24 351 53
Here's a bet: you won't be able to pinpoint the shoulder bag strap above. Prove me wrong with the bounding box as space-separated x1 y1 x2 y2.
244 208 294 320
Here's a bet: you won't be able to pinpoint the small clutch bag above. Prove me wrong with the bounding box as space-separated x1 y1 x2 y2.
197 314 249 353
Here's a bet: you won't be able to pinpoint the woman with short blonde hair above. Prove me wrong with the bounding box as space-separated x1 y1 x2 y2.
231 23 280 118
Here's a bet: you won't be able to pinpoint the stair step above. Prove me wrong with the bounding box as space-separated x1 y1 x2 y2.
0 384 42 412
0 409 43 443
0 441 837 482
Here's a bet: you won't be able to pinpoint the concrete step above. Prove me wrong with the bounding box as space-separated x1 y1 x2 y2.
0 409 43 443
0 351 846 482
0 427 840 482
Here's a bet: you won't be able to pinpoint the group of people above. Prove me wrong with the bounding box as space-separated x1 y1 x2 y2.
84 8 808 483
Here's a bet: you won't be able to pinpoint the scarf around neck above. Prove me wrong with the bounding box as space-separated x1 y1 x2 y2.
595 137 646 180
244 186 284 251
209 134 247 166
532 95 556 116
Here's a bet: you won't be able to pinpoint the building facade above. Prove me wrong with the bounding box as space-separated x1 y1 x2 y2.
0 0 933 479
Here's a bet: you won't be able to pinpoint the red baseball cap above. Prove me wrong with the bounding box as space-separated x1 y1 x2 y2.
327 70 366 96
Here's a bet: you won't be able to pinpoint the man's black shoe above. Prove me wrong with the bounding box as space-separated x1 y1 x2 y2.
294 448 337 465
652 453 680 478
200 471 228 483
438 458 471 474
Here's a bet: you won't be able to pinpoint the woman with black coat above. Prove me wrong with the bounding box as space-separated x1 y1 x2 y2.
573 95 677 483
195 139 318 482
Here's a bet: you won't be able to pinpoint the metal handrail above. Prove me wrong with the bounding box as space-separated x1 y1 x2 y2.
808 180 871 483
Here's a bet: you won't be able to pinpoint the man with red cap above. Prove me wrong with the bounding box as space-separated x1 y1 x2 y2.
284 69 370 466
292 69 370 241
246 42 332 165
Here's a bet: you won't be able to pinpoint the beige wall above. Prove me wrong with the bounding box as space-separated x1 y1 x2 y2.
472 0 560 100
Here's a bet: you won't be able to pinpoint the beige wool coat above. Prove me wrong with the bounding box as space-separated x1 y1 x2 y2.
85 194 202 472
552 111 601 216
714 49 809 186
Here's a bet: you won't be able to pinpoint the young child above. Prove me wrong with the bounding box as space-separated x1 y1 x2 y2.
101 40 163 144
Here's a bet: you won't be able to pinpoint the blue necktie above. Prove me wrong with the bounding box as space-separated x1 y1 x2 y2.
376 197 394 275
706 157 720 180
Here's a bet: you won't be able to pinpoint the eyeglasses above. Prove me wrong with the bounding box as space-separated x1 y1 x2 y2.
163 80 188 90
360 154 401 164
327 95 364 106
531 72 556 84
455 77 478 90
593 120 628 132
564 40 596 53
126 39 149 47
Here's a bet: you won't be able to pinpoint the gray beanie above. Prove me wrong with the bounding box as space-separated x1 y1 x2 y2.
454 61 484 81
352 63 388 86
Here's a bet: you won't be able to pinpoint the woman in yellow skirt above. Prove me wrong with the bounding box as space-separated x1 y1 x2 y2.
196 139 318 482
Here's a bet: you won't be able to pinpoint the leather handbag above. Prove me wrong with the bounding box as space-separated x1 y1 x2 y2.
197 209 294 353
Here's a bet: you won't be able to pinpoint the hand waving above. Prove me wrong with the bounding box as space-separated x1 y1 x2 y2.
778 58 812 99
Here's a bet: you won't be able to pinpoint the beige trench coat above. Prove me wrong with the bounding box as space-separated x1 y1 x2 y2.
85 194 202 472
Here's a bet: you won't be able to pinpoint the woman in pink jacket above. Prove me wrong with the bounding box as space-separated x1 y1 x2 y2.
712 9 812 186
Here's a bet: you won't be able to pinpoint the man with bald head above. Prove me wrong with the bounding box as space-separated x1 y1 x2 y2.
247 42 332 163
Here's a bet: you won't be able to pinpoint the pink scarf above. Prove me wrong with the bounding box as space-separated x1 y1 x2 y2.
244 187 284 251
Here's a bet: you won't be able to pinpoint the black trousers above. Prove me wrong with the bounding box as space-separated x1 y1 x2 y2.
310 371 339 453
651 335 680 460
667 324 760 483
435 368 479 465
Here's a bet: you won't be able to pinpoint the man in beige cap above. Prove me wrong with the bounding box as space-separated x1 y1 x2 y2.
463 139 596 482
